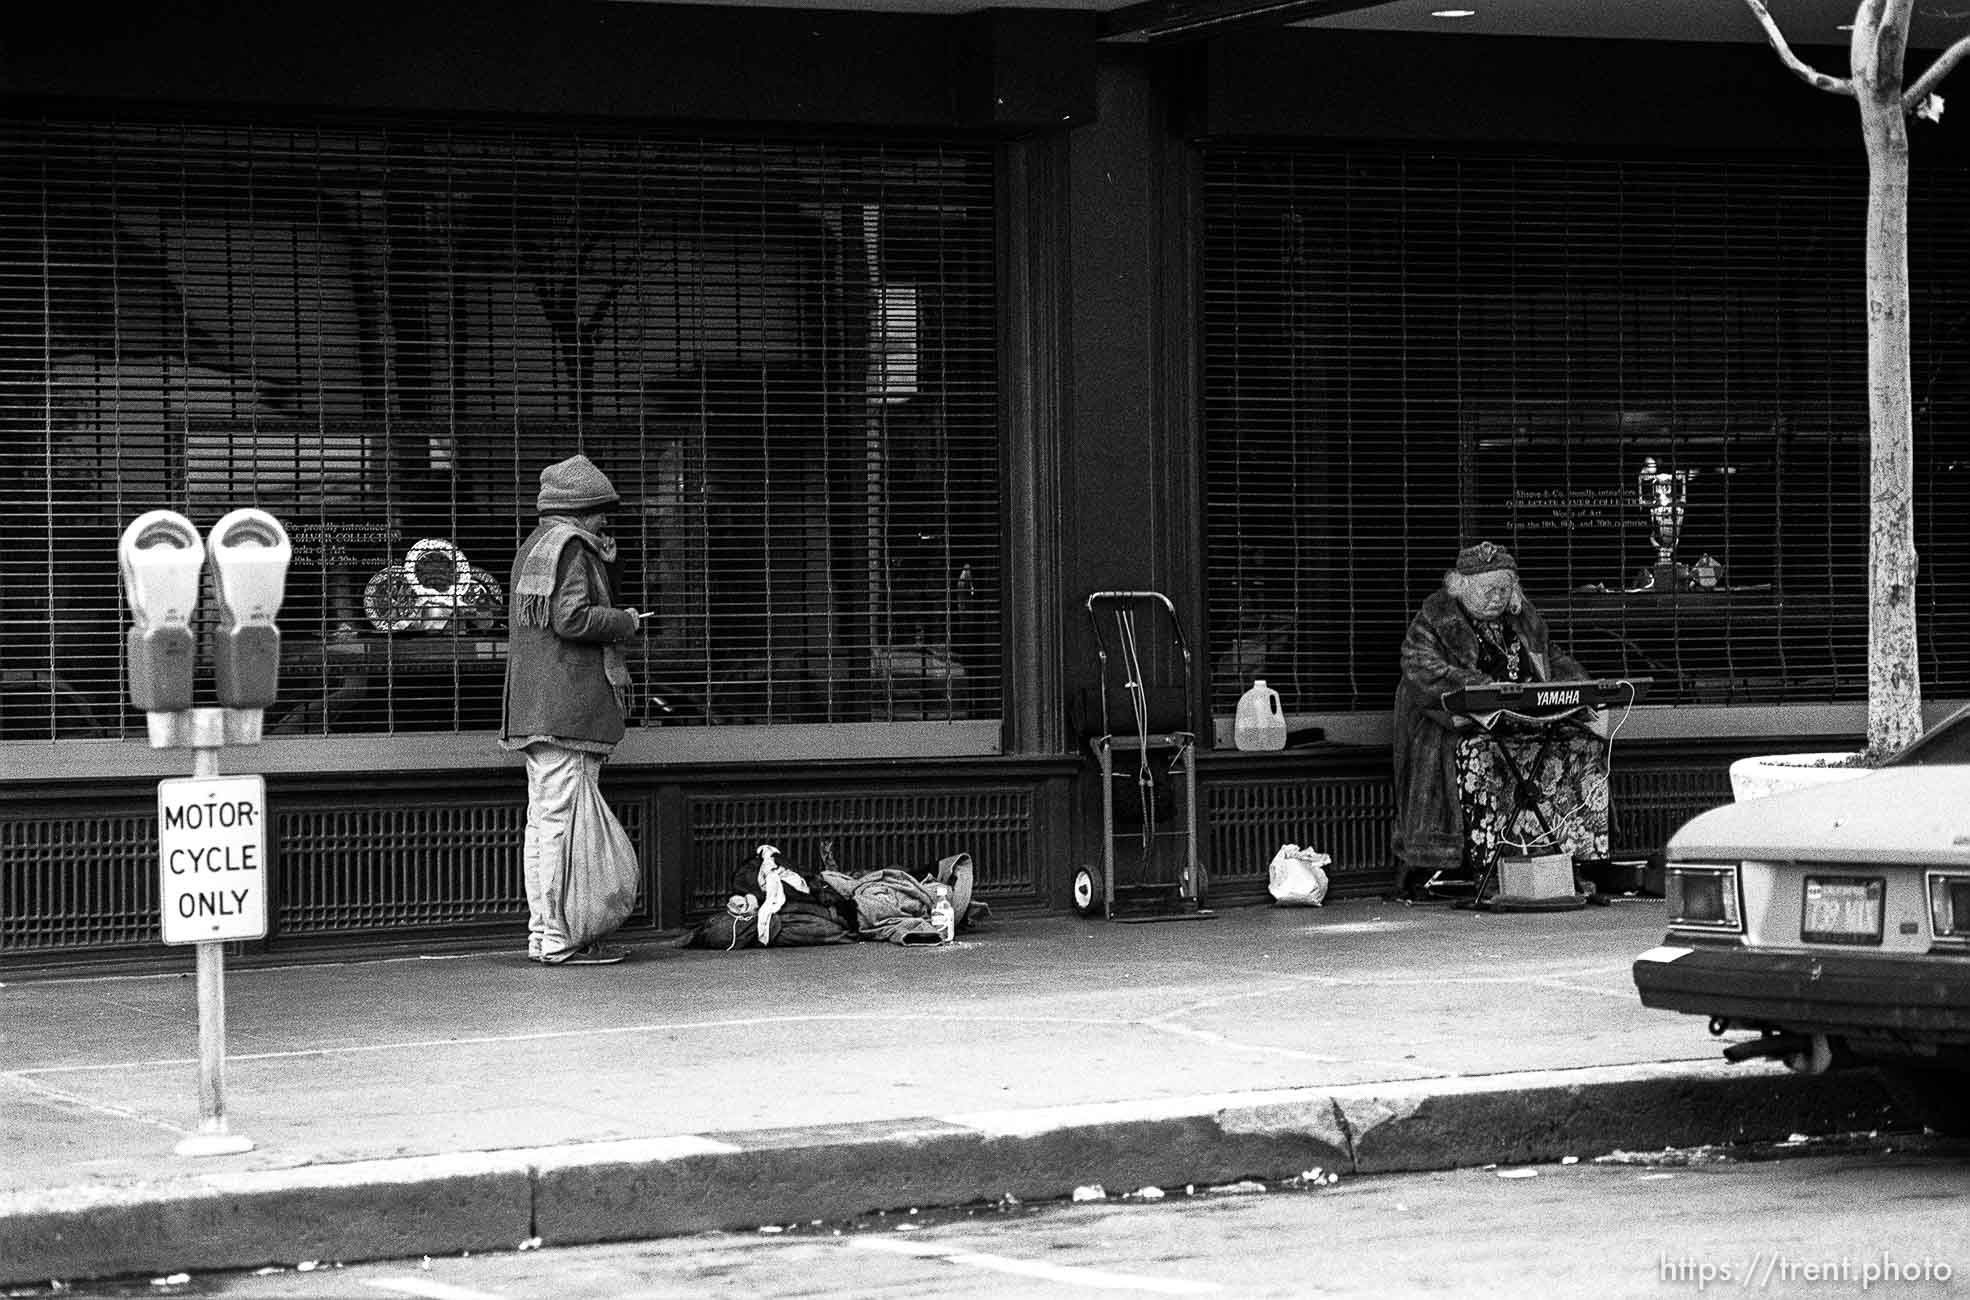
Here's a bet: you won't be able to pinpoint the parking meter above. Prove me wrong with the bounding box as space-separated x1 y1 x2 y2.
119 510 207 713
207 509 291 710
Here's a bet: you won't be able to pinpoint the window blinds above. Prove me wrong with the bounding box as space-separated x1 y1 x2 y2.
0 113 1000 741
1201 144 1970 715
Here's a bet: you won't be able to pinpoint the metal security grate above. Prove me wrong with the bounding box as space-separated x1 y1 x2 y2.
282 801 508 935
1201 143 1970 715
0 755 1731 960
0 782 654 955
1202 758 1734 902
1608 761 1734 864
1 808 158 950
274 792 651 935
0 111 1002 741
1205 773 1394 898
684 785 1037 914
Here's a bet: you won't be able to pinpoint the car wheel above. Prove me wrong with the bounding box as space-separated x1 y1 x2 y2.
1879 1064 1970 1137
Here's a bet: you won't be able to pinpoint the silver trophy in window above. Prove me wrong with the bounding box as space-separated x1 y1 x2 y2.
1636 456 1691 590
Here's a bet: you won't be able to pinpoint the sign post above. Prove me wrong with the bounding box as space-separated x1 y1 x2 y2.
121 507 289 1159
158 733 266 1157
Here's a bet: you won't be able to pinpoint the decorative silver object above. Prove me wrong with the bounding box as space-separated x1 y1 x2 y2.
1635 456 1693 589
1637 457 1688 566
364 538 503 632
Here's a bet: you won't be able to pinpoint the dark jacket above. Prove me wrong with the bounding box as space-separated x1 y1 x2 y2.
499 524 637 749
1390 588 1583 877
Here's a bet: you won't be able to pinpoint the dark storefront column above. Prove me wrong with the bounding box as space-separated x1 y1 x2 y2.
1063 49 1207 707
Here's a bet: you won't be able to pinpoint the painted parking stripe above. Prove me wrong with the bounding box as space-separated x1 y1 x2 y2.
854 1236 1221 1294
363 1276 510 1300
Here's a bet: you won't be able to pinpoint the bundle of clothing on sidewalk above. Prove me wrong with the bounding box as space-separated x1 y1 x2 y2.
676 845 987 950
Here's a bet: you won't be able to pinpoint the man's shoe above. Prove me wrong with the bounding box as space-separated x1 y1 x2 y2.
544 943 627 965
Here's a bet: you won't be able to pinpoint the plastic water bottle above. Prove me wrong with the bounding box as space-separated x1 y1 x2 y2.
1234 679 1288 751
928 882 956 943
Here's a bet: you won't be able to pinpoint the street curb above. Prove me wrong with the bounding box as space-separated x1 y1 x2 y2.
0 1061 1908 1286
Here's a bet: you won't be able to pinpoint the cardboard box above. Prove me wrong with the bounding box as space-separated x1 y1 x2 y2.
1498 853 1575 900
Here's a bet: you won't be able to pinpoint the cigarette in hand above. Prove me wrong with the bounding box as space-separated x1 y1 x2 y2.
636 610 657 620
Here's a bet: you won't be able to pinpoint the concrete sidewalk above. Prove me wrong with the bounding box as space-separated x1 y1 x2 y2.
0 897 1905 1285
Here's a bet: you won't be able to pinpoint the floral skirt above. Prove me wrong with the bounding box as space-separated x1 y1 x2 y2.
1455 729 1611 876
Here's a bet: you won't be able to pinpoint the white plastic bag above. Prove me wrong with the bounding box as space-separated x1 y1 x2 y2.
561 779 642 945
1268 843 1331 907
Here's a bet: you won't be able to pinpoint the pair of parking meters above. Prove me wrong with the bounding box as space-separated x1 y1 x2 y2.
118 508 292 737
120 508 291 1158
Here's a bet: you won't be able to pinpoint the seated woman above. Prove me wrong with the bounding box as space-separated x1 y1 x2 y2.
1391 542 1611 900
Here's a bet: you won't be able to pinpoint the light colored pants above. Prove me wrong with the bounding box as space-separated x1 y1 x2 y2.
521 742 605 959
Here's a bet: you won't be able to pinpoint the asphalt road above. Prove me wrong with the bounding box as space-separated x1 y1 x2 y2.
32 1136 1968 1300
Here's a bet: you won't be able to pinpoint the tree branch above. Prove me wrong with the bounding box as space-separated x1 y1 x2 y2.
1905 34 1970 112
1742 0 1855 96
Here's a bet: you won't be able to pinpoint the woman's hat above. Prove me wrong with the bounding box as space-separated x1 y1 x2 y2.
1454 541 1516 576
536 454 620 514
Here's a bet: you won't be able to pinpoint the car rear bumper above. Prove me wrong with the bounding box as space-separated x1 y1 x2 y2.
1633 941 1970 1041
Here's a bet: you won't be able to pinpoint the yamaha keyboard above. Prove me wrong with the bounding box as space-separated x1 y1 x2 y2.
1442 676 1652 719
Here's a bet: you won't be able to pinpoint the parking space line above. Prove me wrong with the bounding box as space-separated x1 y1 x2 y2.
854 1235 1222 1293
363 1275 510 1300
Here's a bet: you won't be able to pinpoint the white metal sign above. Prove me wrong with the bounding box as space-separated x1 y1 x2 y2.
158 774 268 945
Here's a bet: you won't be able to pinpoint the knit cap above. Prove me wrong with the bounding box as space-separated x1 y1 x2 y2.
536 454 620 514
1454 541 1516 576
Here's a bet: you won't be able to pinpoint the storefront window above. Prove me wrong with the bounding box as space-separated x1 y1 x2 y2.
0 116 1000 740
1200 145 1970 713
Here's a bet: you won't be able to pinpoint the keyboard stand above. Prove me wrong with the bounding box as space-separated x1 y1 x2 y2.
1456 706 1598 911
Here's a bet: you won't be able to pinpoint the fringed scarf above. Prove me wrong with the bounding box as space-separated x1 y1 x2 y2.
514 517 632 708
514 517 617 626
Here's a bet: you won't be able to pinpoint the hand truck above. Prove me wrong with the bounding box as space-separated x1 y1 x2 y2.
1071 591 1213 922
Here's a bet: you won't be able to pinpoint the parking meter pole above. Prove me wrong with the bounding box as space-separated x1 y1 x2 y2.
123 510 283 1159
173 713 255 1158
182 939 251 1155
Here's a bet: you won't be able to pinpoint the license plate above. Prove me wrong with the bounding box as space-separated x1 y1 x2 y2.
1802 876 1884 945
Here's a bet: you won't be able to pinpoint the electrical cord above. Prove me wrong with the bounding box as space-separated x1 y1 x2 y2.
1495 676 1641 855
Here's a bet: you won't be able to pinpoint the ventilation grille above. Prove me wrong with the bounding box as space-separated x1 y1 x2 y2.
275 798 649 935
1202 761 1734 900
2 810 159 949
0 757 1734 956
685 785 1038 914
0 785 651 953
1609 760 1736 864
1205 774 1394 897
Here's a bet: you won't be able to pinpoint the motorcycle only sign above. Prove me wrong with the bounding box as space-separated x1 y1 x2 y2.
158 774 268 945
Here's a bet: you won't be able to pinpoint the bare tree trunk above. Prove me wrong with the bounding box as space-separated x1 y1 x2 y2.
1856 31 1925 758
1744 0 1970 756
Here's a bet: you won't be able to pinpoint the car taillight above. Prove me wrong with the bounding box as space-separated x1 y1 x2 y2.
1928 872 1970 945
1665 863 1742 932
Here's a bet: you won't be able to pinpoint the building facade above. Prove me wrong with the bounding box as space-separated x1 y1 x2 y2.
5 4 1968 963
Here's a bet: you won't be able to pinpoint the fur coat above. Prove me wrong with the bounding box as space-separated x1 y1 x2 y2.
1390 588 1583 882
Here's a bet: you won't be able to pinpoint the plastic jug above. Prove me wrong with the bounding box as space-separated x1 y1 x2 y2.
1234 679 1287 751
928 882 956 943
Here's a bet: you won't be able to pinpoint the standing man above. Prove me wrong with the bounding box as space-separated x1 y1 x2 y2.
500 453 642 965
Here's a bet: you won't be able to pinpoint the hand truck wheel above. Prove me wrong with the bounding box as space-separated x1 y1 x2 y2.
1072 864 1106 918
1183 860 1209 908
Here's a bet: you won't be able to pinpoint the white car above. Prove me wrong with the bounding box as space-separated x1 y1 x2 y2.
1632 705 1970 1136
